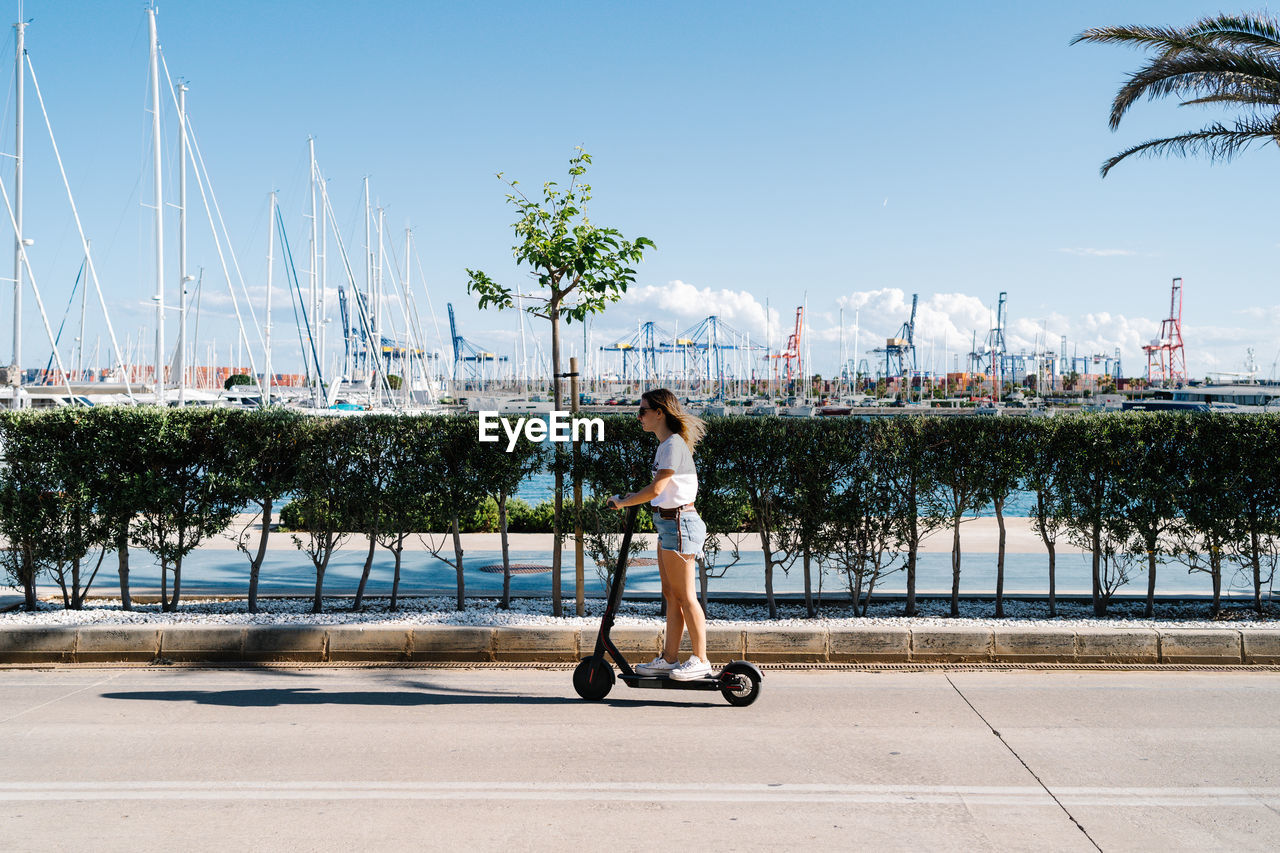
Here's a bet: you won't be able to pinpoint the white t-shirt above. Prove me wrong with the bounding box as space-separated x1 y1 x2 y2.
651 434 698 509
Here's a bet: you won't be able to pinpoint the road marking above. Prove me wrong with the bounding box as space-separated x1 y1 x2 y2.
0 782 1277 806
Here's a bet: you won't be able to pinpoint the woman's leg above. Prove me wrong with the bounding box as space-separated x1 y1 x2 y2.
657 545 685 661
659 546 706 660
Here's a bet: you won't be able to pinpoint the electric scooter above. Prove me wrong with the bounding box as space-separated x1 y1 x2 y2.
572 506 763 706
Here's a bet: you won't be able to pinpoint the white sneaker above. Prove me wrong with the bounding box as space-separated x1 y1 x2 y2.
669 655 712 681
635 656 678 676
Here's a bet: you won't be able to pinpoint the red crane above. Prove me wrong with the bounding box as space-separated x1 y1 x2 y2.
767 307 803 382
1142 277 1186 386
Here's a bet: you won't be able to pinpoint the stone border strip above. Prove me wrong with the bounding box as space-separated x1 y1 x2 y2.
0 625 1275 665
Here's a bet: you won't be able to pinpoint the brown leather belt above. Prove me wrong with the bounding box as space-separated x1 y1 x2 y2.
656 504 695 520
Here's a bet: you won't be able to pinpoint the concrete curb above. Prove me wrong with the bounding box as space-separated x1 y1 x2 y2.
0 625 1275 665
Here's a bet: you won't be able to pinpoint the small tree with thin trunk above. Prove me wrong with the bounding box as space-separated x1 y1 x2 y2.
419 416 490 612
230 407 304 613
132 409 246 612
466 148 654 616
476 430 544 609
1117 415 1186 618
921 419 991 618
1056 415 1130 616
778 419 843 617
90 406 159 611
717 417 795 619
974 418 1029 618
378 416 437 612
290 418 361 613
1024 417 1069 617
348 415 399 611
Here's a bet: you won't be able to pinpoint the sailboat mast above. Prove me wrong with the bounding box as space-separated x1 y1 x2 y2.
363 176 372 384
307 136 320 406
11 18 24 404
148 7 165 404
177 81 188 405
265 191 275 407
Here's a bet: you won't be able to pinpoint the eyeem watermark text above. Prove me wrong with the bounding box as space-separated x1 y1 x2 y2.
478 411 605 451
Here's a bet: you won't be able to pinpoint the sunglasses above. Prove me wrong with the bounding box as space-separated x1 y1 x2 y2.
637 404 656 415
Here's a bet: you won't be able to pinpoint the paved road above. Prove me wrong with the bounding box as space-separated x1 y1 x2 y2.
1 666 1278 851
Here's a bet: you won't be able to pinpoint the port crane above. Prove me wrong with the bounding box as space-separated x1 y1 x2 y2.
661 315 762 399
447 303 507 385
872 293 918 384
600 321 668 383
1143 277 1186 387
766 307 804 385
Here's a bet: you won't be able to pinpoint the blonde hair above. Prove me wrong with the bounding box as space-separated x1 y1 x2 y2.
642 388 706 451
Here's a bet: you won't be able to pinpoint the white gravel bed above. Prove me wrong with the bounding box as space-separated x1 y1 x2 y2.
2 595 1276 631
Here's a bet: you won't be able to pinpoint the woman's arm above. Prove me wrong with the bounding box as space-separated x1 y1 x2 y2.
608 469 674 509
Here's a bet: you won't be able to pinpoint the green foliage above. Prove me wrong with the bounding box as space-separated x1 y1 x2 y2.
1073 13 1280 176
224 373 253 390
2 410 1278 620
385 374 403 391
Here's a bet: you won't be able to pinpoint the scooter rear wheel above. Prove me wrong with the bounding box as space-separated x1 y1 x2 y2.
573 656 615 701
719 661 762 707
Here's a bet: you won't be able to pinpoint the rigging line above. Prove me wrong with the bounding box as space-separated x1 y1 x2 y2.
158 52 267 355
25 53 135 401
43 258 85 376
0 158 74 399
412 241 447 359
275 204 324 387
316 173 396 406
377 226 425 390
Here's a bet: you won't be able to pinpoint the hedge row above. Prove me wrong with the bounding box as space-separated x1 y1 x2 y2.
2 408 1277 619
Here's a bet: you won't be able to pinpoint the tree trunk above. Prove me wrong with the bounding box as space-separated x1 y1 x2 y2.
311 548 331 613
802 549 814 617
499 494 511 610
171 553 183 611
698 560 710 619
1211 547 1222 617
1046 541 1057 618
71 556 82 611
1145 544 1158 619
353 533 377 610
994 497 1006 618
1252 528 1263 615
248 498 272 614
116 524 132 612
390 535 405 611
550 310 564 617
905 514 918 617
950 518 961 618
760 527 777 619
1091 518 1104 617
161 556 170 612
452 513 466 611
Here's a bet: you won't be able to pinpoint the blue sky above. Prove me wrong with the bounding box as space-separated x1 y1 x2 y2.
5 0 1279 381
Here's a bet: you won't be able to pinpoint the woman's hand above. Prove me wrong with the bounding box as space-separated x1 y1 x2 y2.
606 494 624 510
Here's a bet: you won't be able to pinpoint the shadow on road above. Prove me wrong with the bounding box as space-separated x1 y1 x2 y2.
100 685 723 708
100 688 583 707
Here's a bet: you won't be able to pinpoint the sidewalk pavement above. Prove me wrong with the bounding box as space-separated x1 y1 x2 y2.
1 622 1277 666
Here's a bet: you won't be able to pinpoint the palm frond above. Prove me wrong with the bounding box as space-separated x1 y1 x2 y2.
1108 48 1280 128
1071 24 1202 50
1099 115 1280 177
1074 14 1280 56
1181 91 1280 108
1179 13 1280 54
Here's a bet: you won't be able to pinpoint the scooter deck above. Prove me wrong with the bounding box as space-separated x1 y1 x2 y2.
619 673 722 691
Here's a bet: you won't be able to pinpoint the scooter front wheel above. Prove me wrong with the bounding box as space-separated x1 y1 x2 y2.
573 656 615 701
719 661 763 707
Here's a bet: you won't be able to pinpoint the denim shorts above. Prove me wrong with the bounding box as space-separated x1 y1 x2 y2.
652 509 706 557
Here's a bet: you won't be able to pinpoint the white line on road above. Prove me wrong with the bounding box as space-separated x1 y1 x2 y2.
1 782 1277 807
